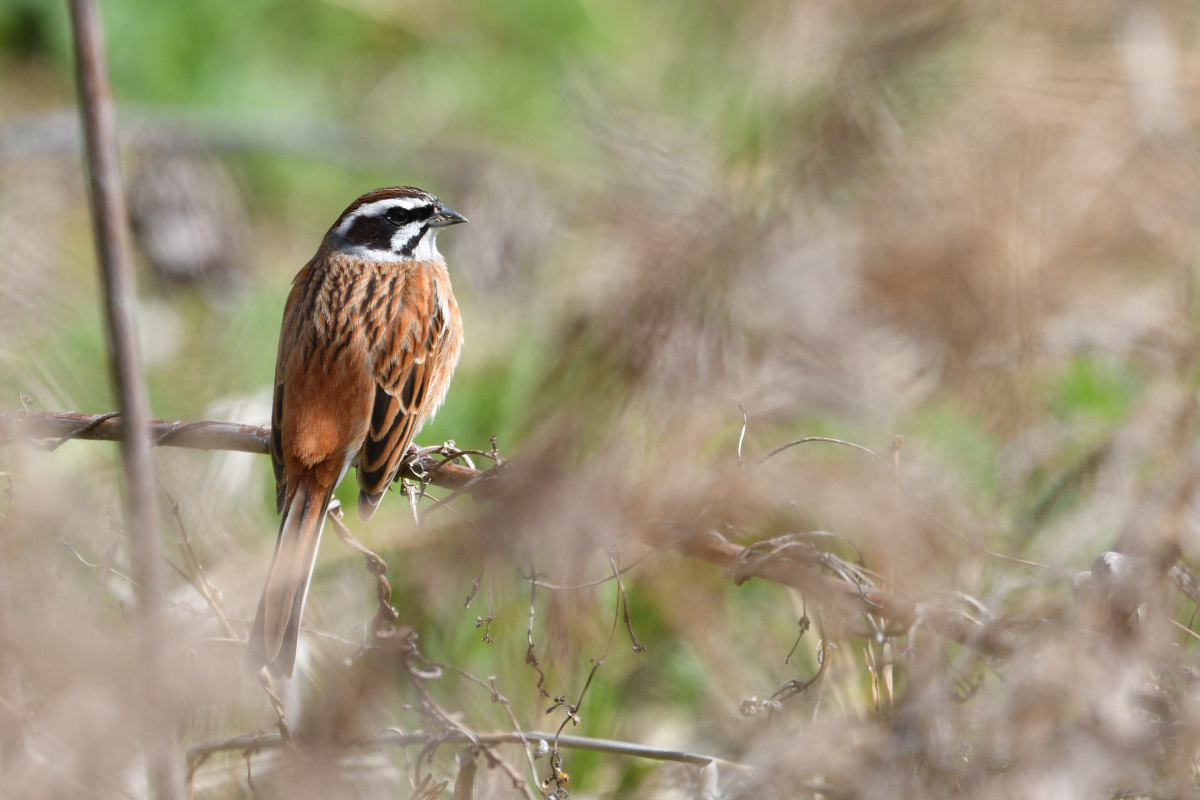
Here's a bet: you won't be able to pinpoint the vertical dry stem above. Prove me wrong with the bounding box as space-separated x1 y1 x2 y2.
65 1 183 797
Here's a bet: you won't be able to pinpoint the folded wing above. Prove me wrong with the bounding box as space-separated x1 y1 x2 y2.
356 281 450 521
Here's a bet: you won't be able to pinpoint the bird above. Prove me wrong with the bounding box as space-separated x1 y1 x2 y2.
246 186 467 678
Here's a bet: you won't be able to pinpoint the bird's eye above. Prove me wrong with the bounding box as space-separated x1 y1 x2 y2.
385 207 416 225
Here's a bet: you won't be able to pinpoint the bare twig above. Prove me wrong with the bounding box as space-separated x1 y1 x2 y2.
608 549 645 653
531 549 655 591
540 549 643 793
1 411 484 492
523 561 550 697
58 537 136 587
736 403 749 470
186 729 754 773
437 667 541 798
2 412 268 453
88 536 122 607
771 631 831 705
1168 617 1200 643
327 503 399 636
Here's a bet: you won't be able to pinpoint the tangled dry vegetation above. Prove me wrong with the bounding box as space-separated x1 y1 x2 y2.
7 2 1200 798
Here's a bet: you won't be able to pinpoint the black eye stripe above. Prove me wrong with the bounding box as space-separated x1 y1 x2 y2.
384 205 432 225
343 214 394 251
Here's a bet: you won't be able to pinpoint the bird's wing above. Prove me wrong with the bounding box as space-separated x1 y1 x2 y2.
270 266 317 514
270 382 286 514
355 273 450 521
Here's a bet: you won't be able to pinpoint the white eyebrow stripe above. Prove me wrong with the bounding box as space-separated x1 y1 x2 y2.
333 196 430 236
363 196 427 213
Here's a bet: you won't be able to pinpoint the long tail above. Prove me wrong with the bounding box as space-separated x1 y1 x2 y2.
247 480 333 678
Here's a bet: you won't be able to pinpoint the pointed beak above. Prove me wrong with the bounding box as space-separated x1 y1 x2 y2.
430 202 468 227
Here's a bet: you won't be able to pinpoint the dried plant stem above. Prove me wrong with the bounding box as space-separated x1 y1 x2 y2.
66 0 182 796
670 525 1016 657
186 729 754 774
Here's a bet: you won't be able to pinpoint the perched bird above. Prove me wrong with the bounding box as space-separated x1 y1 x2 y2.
247 186 467 678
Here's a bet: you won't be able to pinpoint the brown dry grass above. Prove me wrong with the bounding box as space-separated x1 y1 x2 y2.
6 1 1200 798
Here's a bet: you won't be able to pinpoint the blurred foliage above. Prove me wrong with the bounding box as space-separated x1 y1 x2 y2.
5 0 1200 798
1049 355 1143 423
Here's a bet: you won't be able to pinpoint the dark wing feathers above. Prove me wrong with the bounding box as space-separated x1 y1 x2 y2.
357 352 430 496
271 384 286 513
355 279 448 520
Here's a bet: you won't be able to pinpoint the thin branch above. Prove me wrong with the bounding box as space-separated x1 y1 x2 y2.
755 435 883 469
523 559 550 696
1169 617 1200 643
186 729 754 774
0 411 483 491
609 549 645 652
438 666 542 798
736 403 748 470
2 412 265 453
327 503 399 636
540 550 641 794
531 549 655 591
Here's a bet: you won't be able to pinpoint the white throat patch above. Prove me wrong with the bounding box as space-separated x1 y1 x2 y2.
402 228 442 262
336 231 442 264
336 236 444 263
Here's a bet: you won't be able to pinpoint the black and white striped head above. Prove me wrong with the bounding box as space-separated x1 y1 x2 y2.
326 186 467 264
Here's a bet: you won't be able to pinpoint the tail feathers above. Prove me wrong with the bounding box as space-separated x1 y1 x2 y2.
357 490 384 523
247 482 332 678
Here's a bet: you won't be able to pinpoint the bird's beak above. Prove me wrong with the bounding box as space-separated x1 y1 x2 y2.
430 203 468 227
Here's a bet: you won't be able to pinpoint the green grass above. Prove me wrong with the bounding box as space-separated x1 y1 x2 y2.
1047 355 1141 425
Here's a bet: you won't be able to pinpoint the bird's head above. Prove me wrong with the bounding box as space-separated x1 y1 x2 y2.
326 186 467 263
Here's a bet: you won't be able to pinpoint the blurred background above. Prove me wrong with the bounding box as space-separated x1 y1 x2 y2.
4 0 1200 797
